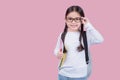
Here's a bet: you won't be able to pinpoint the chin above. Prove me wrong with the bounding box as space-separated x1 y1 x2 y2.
71 28 79 31
71 26 79 29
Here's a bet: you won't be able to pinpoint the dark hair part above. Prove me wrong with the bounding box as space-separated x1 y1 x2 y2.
61 5 85 53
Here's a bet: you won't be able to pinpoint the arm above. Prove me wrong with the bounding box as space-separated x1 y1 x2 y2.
54 32 63 56
84 22 104 45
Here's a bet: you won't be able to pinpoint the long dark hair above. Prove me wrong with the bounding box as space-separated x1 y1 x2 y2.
61 5 85 53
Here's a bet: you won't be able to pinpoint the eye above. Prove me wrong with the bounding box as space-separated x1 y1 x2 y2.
67 17 73 20
75 17 81 20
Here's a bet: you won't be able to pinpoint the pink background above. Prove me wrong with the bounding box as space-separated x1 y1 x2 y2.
0 0 120 80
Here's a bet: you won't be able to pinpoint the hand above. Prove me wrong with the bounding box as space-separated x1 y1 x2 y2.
57 51 63 59
81 17 89 25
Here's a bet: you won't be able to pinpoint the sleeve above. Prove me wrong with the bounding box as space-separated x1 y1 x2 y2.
54 32 63 56
84 22 104 45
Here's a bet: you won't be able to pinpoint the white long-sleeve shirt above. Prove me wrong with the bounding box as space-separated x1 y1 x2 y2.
54 22 104 78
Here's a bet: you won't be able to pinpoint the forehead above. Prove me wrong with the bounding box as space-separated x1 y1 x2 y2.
67 11 81 18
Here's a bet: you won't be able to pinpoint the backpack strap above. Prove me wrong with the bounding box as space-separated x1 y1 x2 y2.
83 31 89 64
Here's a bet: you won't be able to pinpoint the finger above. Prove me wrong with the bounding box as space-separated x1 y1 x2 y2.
58 55 62 59
82 17 87 21
81 17 87 21
81 20 85 23
80 17 84 21
59 54 62 56
83 17 89 22
83 18 89 23
80 17 86 22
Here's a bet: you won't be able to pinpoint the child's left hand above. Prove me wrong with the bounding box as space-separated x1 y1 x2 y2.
81 17 89 25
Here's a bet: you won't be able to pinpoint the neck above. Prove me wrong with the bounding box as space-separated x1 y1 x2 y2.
67 28 79 32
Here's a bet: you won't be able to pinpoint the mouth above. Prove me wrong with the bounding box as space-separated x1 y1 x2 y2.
70 25 78 28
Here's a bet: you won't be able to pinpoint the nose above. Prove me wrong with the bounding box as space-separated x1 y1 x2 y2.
71 20 76 23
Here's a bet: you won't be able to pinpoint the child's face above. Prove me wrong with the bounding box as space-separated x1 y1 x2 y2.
65 11 82 31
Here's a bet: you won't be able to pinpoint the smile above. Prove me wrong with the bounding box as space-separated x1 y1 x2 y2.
70 25 78 27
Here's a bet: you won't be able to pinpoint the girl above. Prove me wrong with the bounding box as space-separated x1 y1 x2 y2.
54 5 104 80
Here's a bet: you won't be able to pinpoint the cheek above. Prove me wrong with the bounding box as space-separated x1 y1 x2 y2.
66 22 71 27
77 23 81 27
78 23 81 25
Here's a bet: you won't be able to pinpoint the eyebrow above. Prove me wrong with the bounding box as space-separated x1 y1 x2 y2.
67 17 81 18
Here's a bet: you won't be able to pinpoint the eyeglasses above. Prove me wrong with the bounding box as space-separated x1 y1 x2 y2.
66 17 81 23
